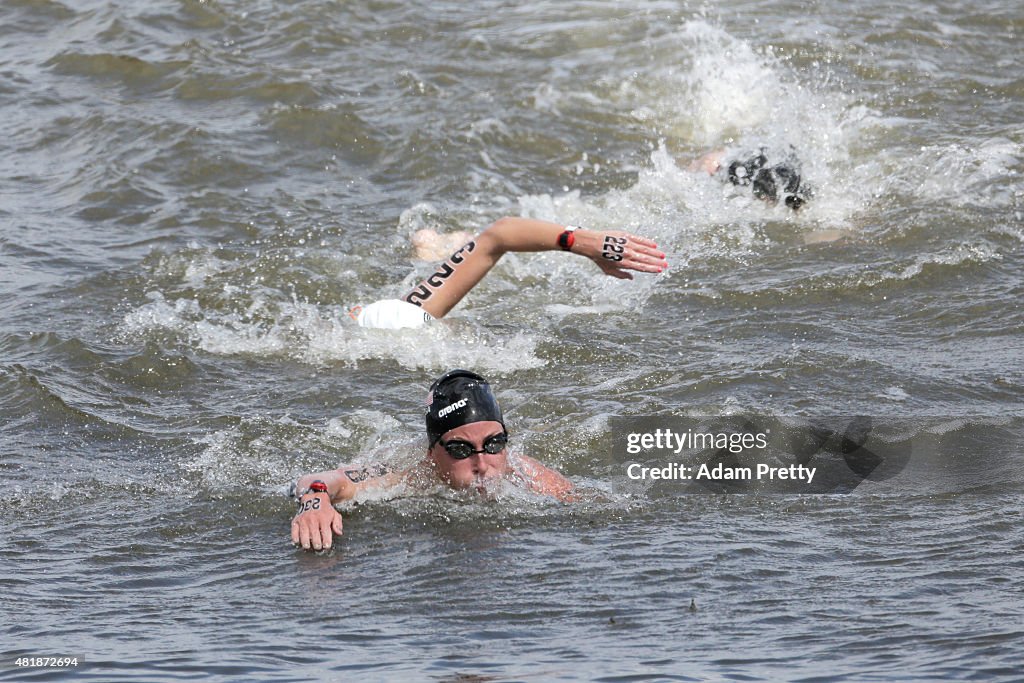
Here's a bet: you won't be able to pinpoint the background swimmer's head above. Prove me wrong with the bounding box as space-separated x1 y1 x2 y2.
727 149 811 210
425 369 505 447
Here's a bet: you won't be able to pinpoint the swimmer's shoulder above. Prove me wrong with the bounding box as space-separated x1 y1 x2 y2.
511 453 576 501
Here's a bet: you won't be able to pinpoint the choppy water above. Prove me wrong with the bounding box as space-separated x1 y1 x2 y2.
2 0 1023 680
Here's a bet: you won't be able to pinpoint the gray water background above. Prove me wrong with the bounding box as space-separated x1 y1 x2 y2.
1 0 1023 680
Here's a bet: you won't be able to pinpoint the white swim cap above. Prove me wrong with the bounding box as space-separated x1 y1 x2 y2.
356 299 433 329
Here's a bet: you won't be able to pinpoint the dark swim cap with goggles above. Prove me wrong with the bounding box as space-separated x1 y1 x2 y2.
425 370 506 455
727 147 812 210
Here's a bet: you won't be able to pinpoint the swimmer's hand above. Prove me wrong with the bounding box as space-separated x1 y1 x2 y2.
291 492 343 551
572 229 668 280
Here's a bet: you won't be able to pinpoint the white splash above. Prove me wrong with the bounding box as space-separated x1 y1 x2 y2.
119 291 545 373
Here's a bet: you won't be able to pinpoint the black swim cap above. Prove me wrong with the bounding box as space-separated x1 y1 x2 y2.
727 150 769 187
728 148 811 210
751 164 802 203
425 369 505 446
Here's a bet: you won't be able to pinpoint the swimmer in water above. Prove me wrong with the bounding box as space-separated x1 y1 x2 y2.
290 369 573 551
689 147 812 210
354 216 669 329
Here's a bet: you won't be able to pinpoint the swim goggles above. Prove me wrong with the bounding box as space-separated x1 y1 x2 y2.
440 432 509 460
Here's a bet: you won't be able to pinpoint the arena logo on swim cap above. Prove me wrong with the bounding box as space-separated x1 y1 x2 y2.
437 398 468 419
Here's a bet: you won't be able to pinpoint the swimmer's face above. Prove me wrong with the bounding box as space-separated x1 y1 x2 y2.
428 420 509 490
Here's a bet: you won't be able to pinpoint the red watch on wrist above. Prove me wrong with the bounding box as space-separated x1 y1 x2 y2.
309 480 328 494
557 225 580 251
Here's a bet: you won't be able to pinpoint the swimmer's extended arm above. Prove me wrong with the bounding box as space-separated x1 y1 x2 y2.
290 465 395 551
403 217 668 319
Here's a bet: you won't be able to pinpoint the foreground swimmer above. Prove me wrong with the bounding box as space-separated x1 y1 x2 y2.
291 369 572 551
355 216 668 329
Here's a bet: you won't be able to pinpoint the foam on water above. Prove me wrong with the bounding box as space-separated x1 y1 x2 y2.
513 19 892 280
119 291 546 373
651 21 791 146
902 138 1023 209
881 242 1002 282
183 409 409 493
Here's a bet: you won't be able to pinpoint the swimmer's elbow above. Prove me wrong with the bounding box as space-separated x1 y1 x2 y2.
477 216 521 256
487 216 519 232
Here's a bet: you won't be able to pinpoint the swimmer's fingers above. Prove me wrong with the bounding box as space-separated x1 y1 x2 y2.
622 233 659 250
318 521 333 551
293 517 313 550
318 509 343 550
313 509 342 552
575 229 667 276
292 506 341 552
595 260 634 280
618 236 668 274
